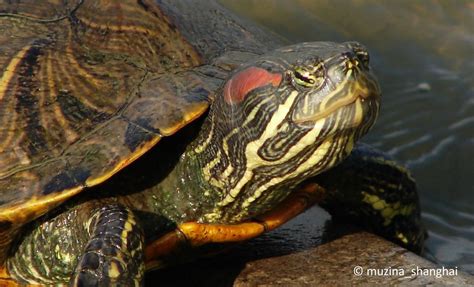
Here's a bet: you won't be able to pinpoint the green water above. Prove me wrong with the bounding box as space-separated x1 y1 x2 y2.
220 0 474 273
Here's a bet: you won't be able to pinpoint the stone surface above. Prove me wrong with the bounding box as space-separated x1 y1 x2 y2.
234 232 474 286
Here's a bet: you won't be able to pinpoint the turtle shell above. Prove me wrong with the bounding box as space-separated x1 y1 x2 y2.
0 0 229 254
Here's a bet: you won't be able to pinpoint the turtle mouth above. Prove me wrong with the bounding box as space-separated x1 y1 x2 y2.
294 93 371 125
293 70 380 126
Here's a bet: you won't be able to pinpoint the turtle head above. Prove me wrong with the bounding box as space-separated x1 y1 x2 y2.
192 42 381 222
220 41 380 132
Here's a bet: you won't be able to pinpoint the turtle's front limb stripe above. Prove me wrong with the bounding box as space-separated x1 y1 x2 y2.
70 204 145 287
145 183 325 268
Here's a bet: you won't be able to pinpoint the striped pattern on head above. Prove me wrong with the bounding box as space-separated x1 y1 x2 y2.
191 42 381 223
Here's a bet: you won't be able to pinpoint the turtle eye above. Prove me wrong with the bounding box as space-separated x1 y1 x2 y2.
291 63 325 89
355 50 370 69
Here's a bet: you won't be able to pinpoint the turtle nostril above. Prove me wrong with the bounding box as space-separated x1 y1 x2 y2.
341 52 360 69
345 57 359 70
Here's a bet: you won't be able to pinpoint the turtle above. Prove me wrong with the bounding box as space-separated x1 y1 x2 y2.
0 0 425 285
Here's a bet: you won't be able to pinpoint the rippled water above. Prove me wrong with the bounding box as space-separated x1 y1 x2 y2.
221 0 474 273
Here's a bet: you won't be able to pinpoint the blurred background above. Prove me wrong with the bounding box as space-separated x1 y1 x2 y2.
219 0 474 274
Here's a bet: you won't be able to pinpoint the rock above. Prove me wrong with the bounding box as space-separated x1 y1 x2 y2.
234 232 474 286
147 231 474 286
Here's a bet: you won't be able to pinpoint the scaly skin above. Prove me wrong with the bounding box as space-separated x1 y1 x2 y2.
316 143 426 253
146 43 380 225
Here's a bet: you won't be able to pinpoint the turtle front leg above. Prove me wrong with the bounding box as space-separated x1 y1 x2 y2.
5 203 145 286
70 204 145 287
145 183 325 269
313 144 426 252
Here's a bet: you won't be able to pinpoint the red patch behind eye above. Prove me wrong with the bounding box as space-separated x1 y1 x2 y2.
224 67 282 104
